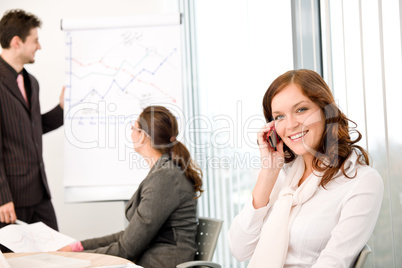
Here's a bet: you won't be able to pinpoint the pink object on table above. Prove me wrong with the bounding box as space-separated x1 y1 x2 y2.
70 241 84 252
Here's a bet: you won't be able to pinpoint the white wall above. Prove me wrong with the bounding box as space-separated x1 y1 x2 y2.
0 0 178 240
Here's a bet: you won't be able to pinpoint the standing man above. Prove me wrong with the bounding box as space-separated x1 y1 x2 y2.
0 9 64 237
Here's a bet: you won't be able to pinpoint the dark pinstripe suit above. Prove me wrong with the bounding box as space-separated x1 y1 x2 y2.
0 56 63 231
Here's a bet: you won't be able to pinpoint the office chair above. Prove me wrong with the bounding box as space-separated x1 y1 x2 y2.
354 244 371 268
177 217 223 268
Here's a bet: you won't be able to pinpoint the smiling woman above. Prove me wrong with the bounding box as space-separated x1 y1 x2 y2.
270 83 326 161
263 69 368 188
228 69 384 268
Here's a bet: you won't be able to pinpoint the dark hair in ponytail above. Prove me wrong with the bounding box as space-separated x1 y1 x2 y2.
138 106 203 197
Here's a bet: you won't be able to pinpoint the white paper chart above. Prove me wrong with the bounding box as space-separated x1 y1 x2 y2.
62 15 183 201
0 222 76 253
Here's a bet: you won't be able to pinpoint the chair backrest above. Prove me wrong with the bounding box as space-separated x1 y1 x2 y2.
354 244 372 268
194 217 223 261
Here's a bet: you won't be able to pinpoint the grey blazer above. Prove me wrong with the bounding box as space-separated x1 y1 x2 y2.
81 154 198 268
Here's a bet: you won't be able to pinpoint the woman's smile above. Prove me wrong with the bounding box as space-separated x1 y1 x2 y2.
271 83 325 157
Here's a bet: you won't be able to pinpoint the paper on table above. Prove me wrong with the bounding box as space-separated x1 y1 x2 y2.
6 253 91 268
0 250 12 268
93 264 143 268
0 222 76 253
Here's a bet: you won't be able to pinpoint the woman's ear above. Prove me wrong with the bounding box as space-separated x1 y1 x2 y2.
139 132 150 146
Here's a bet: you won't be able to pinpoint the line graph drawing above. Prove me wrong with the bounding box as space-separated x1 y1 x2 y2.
68 47 178 105
0 222 76 252
65 28 181 117
9 230 56 248
63 23 183 188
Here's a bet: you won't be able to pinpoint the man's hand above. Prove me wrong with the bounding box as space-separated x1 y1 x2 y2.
0 202 17 224
59 86 65 109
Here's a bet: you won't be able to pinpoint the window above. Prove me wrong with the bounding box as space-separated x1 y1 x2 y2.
321 0 402 266
181 1 294 266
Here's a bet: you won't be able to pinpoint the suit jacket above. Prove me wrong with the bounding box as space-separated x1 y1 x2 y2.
0 57 63 207
81 154 198 268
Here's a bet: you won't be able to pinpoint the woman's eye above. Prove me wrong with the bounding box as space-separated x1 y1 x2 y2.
297 107 308 113
274 115 284 121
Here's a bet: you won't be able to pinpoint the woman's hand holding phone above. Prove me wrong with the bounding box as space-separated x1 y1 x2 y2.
253 122 285 208
257 121 285 170
266 127 281 151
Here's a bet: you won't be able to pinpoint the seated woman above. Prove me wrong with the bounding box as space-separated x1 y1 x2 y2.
228 69 383 267
60 106 203 268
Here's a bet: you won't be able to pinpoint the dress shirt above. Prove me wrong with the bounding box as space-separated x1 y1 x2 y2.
228 151 383 267
0 56 32 104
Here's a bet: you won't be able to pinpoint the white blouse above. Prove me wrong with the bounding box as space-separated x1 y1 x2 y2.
228 152 384 267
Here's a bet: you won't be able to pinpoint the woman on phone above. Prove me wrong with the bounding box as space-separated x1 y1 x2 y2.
60 106 203 268
228 69 383 267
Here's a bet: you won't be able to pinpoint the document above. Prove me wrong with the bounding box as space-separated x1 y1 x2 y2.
0 250 12 268
0 222 76 253
5 253 91 268
94 265 143 268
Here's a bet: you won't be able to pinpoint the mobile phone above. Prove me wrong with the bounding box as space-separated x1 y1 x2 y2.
265 127 281 151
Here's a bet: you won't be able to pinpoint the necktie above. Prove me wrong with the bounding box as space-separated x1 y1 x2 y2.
17 74 28 104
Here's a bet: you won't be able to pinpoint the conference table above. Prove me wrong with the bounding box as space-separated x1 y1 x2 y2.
4 251 140 267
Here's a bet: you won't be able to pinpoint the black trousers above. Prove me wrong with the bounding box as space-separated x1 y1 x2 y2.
0 198 58 252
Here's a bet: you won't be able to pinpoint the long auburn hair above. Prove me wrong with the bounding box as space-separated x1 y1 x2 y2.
263 69 369 187
138 106 203 197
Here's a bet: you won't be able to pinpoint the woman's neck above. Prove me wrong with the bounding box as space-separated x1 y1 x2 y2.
143 150 163 169
299 154 315 186
303 154 314 171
